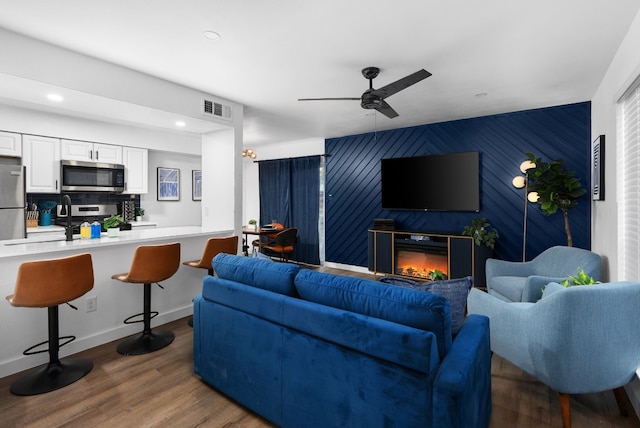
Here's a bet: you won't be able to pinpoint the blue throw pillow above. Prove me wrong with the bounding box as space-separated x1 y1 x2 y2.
380 276 473 335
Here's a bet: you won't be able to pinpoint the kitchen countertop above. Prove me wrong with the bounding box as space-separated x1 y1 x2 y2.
26 225 66 234
1 226 232 259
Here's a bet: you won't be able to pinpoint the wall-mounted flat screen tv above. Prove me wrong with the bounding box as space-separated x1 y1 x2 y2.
381 151 480 211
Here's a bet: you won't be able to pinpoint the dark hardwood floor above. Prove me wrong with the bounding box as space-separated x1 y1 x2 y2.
1 266 638 427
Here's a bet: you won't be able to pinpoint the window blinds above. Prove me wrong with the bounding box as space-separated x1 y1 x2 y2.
619 80 640 280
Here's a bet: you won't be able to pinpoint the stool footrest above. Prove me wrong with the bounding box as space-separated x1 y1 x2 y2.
123 311 158 325
23 335 76 356
10 358 93 396
117 330 174 355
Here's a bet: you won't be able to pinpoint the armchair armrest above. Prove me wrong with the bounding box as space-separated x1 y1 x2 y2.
433 314 492 428
521 275 565 302
467 289 536 372
486 258 535 292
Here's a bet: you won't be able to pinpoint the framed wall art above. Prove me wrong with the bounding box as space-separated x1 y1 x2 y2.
157 167 180 201
192 170 202 201
592 134 605 201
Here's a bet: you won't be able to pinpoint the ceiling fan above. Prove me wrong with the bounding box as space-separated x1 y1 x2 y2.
298 67 431 119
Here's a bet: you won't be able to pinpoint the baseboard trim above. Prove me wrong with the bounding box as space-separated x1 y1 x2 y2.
0 305 192 378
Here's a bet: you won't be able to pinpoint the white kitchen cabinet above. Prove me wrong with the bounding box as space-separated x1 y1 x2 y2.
0 131 21 157
122 147 148 194
61 139 123 164
23 135 61 193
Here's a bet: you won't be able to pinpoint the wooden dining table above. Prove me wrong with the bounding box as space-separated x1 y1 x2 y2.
242 226 283 255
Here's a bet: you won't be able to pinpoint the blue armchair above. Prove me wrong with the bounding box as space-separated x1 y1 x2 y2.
467 281 640 428
486 246 601 302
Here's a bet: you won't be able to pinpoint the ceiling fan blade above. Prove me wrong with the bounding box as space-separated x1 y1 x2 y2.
298 97 360 101
371 69 432 99
376 100 399 119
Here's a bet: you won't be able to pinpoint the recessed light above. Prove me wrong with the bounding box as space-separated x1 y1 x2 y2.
47 93 64 102
175 121 186 127
203 31 221 41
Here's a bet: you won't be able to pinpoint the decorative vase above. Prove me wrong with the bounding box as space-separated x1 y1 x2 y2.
107 227 120 238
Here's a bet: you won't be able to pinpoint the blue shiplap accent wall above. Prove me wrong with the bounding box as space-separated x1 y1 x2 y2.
325 102 591 266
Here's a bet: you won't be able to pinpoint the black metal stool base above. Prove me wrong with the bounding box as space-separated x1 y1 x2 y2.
10 358 93 396
117 330 174 355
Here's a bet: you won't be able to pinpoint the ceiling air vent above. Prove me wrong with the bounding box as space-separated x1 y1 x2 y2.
202 99 232 121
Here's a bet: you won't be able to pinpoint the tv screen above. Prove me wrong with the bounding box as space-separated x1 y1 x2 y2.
381 151 480 211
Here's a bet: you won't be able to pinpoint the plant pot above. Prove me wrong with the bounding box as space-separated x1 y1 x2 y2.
107 227 120 238
136 216 142 222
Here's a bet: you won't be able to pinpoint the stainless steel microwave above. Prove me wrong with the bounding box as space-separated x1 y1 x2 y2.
60 160 125 192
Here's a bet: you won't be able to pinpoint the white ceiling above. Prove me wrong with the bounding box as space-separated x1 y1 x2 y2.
0 1 638 146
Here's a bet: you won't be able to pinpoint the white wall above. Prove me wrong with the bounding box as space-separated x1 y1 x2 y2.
591 8 640 417
202 128 239 233
142 151 202 227
242 138 324 226
591 8 640 282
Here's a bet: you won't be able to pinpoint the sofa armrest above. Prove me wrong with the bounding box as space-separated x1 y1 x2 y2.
522 275 565 302
433 314 492 428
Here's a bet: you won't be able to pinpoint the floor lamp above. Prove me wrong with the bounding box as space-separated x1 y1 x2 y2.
512 160 538 262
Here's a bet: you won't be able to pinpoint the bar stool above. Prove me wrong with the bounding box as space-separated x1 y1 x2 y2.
6 253 94 395
111 242 180 355
182 235 238 326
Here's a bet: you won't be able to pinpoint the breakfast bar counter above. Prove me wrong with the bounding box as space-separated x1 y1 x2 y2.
1 226 215 259
0 226 235 377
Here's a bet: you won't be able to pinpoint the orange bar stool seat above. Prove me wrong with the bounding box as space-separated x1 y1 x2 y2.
6 253 94 395
182 236 238 276
111 243 180 355
182 236 238 326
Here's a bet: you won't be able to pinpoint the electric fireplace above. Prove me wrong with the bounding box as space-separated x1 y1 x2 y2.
394 238 449 279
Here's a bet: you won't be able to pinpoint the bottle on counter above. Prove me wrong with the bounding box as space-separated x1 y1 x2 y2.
91 221 101 239
80 222 91 239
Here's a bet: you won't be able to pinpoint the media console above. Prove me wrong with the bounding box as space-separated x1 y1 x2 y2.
367 229 491 287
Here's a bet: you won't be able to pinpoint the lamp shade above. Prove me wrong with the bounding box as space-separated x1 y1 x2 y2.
528 191 539 202
520 160 536 173
512 176 526 189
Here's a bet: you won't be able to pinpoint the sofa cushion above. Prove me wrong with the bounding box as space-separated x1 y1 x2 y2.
294 269 452 359
490 276 526 302
213 253 299 296
380 276 473 335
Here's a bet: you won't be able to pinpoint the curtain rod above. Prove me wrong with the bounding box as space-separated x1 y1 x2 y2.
253 153 330 163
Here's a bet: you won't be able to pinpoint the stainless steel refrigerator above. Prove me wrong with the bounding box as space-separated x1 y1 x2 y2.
0 162 26 240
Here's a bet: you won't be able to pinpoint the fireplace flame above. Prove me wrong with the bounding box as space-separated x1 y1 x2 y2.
395 250 448 279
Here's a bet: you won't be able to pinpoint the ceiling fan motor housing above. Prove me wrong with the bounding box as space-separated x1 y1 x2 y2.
361 90 382 109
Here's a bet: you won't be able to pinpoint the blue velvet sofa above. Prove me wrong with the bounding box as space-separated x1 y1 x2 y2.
193 254 492 428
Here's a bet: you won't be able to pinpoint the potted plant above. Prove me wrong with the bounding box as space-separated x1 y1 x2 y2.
248 219 257 230
103 214 124 237
428 269 447 281
524 152 586 247
462 217 499 288
561 269 600 287
462 217 499 249
135 208 145 222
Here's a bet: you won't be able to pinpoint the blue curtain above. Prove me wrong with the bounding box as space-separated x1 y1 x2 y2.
259 160 291 227
258 156 321 265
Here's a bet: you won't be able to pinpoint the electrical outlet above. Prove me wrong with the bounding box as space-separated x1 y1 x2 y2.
86 296 97 312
